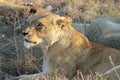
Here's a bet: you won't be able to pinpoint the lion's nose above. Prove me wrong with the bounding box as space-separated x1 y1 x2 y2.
22 31 28 36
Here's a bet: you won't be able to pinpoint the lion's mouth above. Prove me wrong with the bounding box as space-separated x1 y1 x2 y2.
24 39 37 44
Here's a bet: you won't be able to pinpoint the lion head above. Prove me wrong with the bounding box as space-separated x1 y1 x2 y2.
22 14 73 49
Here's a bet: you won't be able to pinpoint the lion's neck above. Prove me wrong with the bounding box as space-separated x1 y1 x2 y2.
41 29 72 53
43 37 71 55
41 27 91 56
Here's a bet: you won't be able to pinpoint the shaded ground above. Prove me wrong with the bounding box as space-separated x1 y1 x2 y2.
0 21 43 79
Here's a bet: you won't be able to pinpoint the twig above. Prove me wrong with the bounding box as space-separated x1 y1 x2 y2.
103 56 120 80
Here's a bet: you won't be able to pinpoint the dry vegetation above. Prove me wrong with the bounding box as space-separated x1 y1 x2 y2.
4 0 120 22
0 0 120 80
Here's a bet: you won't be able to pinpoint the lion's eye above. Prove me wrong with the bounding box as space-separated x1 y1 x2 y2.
36 22 43 30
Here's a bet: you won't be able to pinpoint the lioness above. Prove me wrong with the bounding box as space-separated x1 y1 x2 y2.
21 14 120 80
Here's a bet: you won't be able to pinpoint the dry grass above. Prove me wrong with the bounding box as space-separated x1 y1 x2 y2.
0 0 120 79
4 0 120 22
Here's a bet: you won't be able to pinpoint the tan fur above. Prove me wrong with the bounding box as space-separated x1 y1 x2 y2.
22 14 120 80
0 0 15 5
0 0 28 18
0 0 51 21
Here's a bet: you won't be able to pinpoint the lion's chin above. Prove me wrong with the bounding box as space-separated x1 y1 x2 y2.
23 41 36 49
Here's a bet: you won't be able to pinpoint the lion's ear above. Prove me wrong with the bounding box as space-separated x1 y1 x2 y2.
29 7 37 14
56 17 72 29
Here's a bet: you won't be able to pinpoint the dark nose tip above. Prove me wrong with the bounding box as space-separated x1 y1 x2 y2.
22 32 28 36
